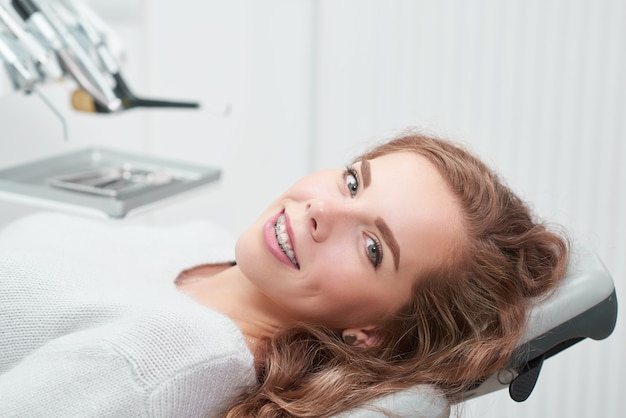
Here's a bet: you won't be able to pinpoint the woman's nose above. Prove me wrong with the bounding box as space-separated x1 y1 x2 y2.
306 199 352 242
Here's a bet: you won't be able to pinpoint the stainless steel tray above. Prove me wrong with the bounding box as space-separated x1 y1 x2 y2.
0 148 221 218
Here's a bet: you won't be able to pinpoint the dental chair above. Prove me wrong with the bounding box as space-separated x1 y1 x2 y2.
338 244 618 417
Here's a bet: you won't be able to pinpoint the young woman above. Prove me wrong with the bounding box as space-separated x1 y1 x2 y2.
0 133 568 417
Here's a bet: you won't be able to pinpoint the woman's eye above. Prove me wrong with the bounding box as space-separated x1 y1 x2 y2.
365 235 383 268
344 167 359 197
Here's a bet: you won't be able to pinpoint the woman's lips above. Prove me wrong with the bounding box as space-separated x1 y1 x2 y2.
263 210 300 269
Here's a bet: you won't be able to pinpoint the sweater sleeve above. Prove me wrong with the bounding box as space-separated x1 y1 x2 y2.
0 267 255 418
0 221 255 418
0 318 253 418
0 341 149 417
0 250 144 416
0 306 255 418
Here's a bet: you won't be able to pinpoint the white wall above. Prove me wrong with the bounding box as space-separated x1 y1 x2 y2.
140 0 314 233
0 1 622 417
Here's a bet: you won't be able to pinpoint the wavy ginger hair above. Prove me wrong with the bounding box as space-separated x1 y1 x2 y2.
224 133 569 417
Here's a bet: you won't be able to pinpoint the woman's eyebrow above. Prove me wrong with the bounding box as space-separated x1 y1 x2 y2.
375 217 400 271
359 159 371 188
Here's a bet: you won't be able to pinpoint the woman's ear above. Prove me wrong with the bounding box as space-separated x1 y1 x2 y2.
341 325 383 349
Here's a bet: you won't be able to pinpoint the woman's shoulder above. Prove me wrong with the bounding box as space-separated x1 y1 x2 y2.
105 301 256 416
111 298 254 368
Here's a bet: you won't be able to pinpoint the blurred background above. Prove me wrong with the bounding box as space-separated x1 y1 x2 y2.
0 0 623 416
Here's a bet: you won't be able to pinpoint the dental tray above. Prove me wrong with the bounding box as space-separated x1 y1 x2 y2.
48 166 176 197
0 148 221 218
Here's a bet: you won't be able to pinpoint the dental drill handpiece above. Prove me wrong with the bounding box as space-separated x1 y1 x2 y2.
0 3 62 80
0 30 37 91
59 0 122 86
60 0 200 113
11 0 121 112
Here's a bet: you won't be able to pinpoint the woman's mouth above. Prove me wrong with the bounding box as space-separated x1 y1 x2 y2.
274 214 300 269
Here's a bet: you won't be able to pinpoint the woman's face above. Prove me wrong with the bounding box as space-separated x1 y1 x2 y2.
235 151 463 330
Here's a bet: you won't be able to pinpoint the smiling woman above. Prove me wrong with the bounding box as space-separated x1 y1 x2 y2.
222 133 569 416
0 132 568 418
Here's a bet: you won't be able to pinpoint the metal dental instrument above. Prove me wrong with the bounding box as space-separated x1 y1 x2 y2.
0 3 62 80
0 31 36 91
11 0 121 112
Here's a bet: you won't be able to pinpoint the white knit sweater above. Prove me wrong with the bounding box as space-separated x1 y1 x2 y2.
0 212 256 418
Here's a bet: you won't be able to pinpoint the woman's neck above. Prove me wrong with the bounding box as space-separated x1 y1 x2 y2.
176 265 288 347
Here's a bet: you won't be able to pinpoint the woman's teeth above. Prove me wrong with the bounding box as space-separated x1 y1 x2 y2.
274 214 299 268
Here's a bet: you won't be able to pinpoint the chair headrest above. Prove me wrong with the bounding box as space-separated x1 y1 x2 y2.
459 244 618 403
